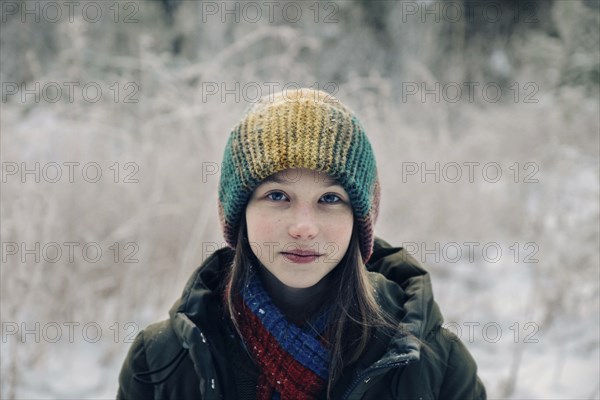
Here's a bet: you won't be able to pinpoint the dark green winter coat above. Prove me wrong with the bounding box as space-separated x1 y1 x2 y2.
117 237 486 399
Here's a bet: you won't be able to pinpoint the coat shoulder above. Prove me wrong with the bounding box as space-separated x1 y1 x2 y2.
117 319 193 399
117 323 155 399
424 327 487 399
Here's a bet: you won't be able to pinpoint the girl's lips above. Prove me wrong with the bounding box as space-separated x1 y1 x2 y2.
281 252 322 264
284 249 320 256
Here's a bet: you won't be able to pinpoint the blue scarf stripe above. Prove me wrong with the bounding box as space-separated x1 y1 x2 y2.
242 275 330 379
244 285 329 378
244 299 329 379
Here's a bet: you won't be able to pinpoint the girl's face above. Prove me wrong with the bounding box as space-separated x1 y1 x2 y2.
245 168 354 289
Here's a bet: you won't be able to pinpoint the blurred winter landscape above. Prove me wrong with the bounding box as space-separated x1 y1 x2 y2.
1 0 599 398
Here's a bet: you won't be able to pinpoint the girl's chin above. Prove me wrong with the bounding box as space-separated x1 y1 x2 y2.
275 274 320 290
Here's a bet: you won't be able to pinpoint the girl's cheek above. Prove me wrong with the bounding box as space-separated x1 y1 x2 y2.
327 209 353 225
256 218 277 236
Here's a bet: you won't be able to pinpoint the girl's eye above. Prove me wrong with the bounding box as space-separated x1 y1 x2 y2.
266 191 288 202
320 194 342 204
265 191 343 204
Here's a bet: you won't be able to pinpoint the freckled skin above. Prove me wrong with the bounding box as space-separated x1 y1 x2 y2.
245 168 354 289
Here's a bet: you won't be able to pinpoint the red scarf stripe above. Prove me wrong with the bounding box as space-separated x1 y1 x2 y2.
239 301 325 399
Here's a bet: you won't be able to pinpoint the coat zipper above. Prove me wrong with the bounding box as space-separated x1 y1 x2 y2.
341 358 413 400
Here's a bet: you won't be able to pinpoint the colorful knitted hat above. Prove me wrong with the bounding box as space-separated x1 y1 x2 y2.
217 88 380 263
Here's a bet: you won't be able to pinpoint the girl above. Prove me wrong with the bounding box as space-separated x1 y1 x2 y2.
117 88 486 399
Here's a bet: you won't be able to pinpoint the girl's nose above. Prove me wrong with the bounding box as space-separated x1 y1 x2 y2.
288 203 319 240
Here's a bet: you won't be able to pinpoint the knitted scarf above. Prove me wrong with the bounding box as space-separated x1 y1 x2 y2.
237 273 331 400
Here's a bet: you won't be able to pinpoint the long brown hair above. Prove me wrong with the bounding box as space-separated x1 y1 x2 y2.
224 215 397 398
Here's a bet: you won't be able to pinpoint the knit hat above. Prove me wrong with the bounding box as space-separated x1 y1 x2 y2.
217 88 380 263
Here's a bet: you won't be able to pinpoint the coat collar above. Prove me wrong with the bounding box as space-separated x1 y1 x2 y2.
367 237 444 362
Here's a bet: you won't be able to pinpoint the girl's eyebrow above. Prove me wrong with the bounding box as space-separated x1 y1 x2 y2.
262 174 340 187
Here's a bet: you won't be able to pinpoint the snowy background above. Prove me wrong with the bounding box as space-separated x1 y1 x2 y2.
1 0 599 398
